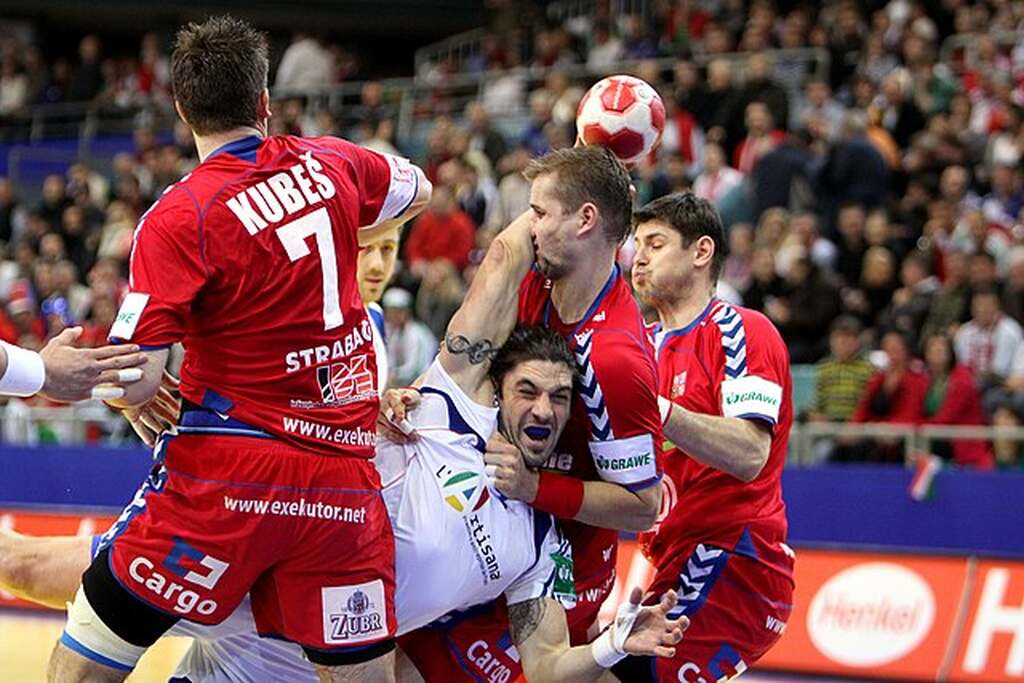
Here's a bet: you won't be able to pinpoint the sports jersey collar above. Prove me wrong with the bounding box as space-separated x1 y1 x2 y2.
654 297 716 354
207 135 262 163
542 265 619 338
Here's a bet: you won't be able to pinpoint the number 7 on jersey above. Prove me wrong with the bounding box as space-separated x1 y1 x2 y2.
275 207 343 330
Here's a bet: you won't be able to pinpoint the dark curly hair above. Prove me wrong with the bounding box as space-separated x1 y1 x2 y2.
489 325 579 394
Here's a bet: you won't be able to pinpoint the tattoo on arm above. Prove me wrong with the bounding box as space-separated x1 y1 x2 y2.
509 598 548 645
444 334 499 365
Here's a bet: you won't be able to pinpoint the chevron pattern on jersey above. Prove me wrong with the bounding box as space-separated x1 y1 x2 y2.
712 304 748 380
574 330 614 441
666 543 730 619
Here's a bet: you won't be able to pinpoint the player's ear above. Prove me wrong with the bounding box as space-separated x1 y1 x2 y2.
693 235 716 270
576 201 599 239
258 88 272 121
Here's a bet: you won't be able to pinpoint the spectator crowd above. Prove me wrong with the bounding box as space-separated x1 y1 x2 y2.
3 0 1024 469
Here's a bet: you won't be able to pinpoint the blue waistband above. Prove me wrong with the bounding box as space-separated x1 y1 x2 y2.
178 405 271 439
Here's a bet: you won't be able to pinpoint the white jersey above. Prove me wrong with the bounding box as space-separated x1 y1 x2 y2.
149 358 572 682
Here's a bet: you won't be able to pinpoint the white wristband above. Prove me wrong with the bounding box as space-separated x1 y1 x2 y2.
657 395 673 425
591 627 628 668
0 341 46 397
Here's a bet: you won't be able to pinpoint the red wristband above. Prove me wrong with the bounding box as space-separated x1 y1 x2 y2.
532 471 585 520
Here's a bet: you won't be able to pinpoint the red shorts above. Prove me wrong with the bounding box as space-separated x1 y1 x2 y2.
612 542 794 682
399 568 611 682
101 430 396 653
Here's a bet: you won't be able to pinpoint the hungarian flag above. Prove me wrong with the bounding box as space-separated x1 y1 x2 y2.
908 452 942 502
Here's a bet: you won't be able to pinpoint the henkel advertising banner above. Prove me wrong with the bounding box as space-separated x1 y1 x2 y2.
0 508 117 611
756 550 1024 682
950 559 1024 681
758 551 968 681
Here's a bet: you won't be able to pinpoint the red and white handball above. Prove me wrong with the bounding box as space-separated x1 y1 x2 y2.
575 74 666 166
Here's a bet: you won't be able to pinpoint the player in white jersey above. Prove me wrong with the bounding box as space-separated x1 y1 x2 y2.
1 215 685 682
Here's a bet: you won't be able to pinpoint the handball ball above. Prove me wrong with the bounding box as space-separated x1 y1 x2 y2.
575 74 666 166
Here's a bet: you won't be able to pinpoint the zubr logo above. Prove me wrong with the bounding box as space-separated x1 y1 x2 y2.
322 579 388 644
807 562 935 666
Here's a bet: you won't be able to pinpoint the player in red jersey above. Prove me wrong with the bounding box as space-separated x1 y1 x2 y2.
614 193 795 682
48 17 430 683
396 145 664 681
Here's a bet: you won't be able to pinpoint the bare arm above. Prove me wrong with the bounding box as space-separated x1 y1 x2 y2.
104 347 171 410
436 210 534 403
662 404 771 482
511 591 684 683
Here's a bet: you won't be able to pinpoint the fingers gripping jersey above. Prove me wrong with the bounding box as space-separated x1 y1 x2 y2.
113 135 418 456
648 300 794 579
518 267 661 633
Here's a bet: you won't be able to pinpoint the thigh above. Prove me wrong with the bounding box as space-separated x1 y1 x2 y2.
249 456 397 656
102 437 281 624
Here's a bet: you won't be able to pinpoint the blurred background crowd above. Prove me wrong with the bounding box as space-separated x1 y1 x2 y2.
2 0 1024 469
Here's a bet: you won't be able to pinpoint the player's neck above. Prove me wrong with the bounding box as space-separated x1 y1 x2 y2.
658 286 714 332
194 126 265 162
551 253 616 324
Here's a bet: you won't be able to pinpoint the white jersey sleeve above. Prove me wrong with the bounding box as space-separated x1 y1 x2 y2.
416 357 498 439
504 513 576 609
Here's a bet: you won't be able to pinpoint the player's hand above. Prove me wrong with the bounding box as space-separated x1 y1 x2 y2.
122 370 180 447
620 588 688 658
38 327 146 402
377 388 420 443
484 432 539 502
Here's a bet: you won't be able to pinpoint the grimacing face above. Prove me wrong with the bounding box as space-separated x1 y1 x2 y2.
357 227 400 304
529 173 580 280
498 359 574 468
632 220 693 306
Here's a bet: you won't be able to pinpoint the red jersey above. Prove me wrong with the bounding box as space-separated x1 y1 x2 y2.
111 134 420 456
647 299 794 579
518 267 662 608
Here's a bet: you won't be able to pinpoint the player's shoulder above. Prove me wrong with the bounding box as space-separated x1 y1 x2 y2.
136 180 201 234
702 300 782 346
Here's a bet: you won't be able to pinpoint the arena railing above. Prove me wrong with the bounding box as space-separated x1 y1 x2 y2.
9 399 1024 470
789 421 1024 467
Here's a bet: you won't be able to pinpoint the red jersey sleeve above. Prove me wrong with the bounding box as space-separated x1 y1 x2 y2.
687 304 786 427
583 329 662 491
321 138 419 229
110 198 207 348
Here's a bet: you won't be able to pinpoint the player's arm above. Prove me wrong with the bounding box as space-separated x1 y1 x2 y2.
511 591 685 683
436 210 534 403
344 142 432 243
358 168 431 244
104 347 170 410
661 404 771 483
0 530 91 610
661 317 784 483
0 331 145 402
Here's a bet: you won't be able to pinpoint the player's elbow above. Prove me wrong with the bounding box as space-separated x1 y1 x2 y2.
626 484 662 532
734 429 771 483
